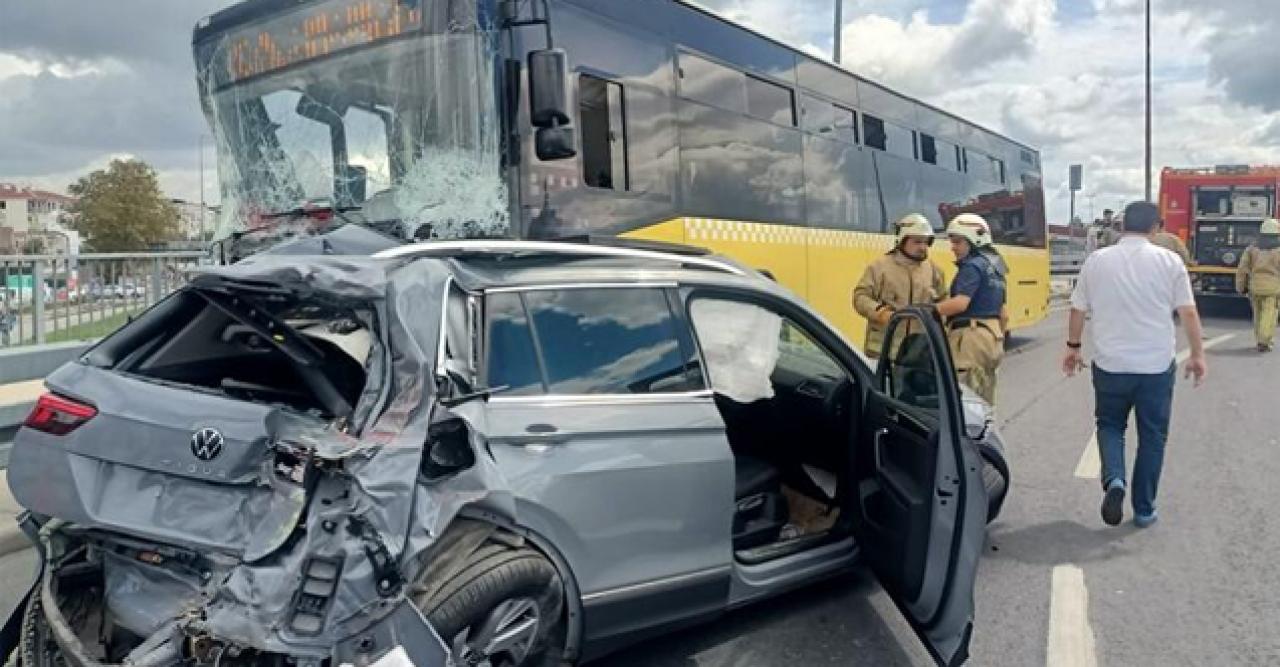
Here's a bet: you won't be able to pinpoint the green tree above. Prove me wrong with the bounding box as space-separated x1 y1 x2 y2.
68 159 178 251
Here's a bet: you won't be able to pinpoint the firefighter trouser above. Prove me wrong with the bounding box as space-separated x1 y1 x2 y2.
947 318 1005 405
1252 294 1279 348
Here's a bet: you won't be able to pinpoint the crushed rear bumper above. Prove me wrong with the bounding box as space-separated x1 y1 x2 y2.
0 518 452 667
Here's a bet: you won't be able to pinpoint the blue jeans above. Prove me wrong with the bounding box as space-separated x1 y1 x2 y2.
1092 363 1176 516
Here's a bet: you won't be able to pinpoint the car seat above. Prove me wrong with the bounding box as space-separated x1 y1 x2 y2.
732 456 789 551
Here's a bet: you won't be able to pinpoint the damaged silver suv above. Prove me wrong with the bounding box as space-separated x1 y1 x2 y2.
1 238 1009 667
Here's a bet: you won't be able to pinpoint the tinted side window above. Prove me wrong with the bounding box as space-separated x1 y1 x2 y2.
802 95 858 144
525 289 703 395
920 134 938 165
883 317 942 412
679 52 746 114
864 114 887 151
485 293 545 396
746 75 795 126
932 138 959 171
885 122 916 160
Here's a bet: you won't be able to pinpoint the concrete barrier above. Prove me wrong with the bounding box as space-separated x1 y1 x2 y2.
0 342 92 385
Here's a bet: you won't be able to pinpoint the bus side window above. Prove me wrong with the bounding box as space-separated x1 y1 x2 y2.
920 133 938 165
580 74 630 191
864 114 887 151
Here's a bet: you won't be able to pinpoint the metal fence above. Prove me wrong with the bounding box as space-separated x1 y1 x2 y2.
0 252 209 349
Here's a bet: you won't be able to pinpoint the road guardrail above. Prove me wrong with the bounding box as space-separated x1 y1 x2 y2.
1 251 208 349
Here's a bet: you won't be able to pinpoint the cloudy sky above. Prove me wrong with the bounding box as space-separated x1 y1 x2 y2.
1 0 1277 225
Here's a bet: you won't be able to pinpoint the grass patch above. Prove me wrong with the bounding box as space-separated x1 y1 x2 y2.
45 311 138 343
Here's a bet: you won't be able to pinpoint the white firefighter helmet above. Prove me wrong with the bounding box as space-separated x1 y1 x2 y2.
894 214 936 245
947 213 993 247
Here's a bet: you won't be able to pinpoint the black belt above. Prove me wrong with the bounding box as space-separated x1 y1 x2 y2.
947 318 1000 333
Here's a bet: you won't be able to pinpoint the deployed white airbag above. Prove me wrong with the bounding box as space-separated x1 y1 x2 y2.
691 299 782 404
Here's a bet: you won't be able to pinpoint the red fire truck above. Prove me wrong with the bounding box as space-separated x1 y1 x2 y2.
1160 165 1280 298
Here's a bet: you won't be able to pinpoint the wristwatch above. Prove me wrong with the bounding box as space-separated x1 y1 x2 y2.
1066 341 1083 349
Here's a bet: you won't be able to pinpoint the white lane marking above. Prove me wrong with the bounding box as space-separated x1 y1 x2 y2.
1073 432 1101 479
1073 333 1236 480
1047 565 1097 667
1176 333 1235 362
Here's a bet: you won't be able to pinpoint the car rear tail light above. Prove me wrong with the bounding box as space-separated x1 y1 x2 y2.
24 393 97 436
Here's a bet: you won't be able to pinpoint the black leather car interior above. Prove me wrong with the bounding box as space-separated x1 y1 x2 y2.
732 455 788 551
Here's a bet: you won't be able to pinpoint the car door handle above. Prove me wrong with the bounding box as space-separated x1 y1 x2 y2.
510 424 569 446
874 428 889 471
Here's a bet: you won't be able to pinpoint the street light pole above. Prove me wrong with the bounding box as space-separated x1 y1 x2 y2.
1145 0 1153 202
833 0 843 64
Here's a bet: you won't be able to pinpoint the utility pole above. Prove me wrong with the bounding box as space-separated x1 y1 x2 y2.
832 0 843 64
199 134 208 246
1145 0 1153 202
1087 193 1097 222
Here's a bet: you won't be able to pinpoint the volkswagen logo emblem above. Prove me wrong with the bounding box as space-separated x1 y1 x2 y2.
190 428 225 462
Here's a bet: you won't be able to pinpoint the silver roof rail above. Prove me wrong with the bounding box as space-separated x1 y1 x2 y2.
374 240 748 277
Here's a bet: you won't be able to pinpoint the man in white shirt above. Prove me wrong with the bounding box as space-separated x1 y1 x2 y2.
1061 202 1208 528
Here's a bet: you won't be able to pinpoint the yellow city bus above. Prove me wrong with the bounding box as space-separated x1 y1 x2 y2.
197 0 1049 346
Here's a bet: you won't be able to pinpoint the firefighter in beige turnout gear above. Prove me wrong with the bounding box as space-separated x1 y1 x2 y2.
852 214 946 358
1237 218 1280 352
936 214 1009 405
1153 220 1192 266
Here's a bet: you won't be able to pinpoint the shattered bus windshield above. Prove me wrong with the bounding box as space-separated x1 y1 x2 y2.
202 29 508 244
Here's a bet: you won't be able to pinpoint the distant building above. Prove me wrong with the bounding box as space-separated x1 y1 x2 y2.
170 199 218 242
0 184 79 255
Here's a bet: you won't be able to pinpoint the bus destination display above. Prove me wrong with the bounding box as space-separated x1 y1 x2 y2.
225 0 422 83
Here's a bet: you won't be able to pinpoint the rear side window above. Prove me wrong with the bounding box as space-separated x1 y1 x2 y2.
485 288 703 396
485 293 544 396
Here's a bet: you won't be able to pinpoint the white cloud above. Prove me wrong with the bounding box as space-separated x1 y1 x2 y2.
814 0 1280 223
688 0 841 53
0 54 41 82
838 0 1054 96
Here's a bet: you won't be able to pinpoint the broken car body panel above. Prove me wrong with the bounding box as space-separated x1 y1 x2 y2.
4 255 473 665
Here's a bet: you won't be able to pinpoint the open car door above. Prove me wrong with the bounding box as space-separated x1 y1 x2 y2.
852 307 987 666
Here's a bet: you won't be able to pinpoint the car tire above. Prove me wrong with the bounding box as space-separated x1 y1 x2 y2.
413 540 567 667
14 588 58 667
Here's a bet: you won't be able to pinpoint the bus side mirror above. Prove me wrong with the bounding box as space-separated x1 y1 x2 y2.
535 127 576 161
529 49 571 129
528 48 577 161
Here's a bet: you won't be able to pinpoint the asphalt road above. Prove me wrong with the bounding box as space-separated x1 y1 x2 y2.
0 300 1273 666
